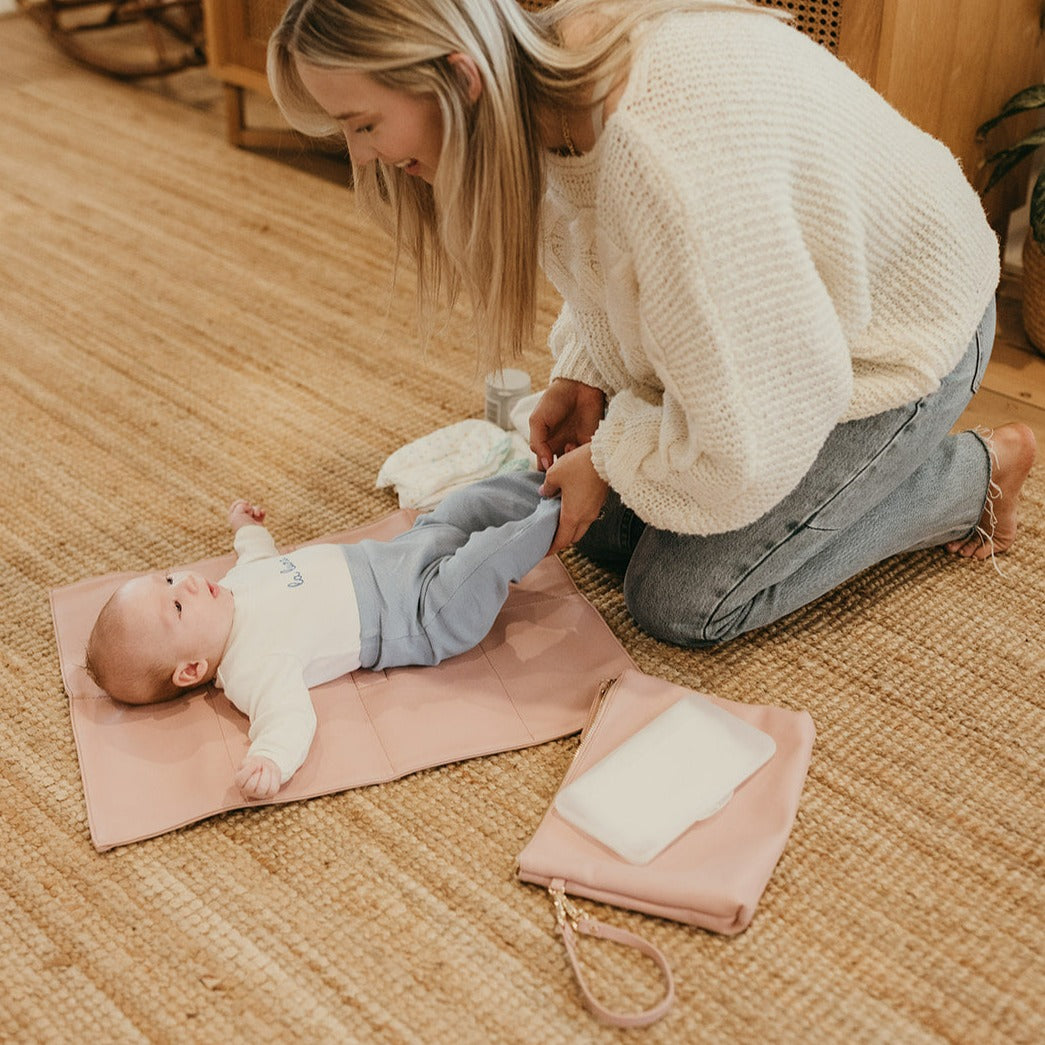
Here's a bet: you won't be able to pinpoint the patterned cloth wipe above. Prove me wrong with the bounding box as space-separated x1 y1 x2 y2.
376 418 535 510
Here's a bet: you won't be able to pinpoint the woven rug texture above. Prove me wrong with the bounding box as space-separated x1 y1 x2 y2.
1 17 1042 1043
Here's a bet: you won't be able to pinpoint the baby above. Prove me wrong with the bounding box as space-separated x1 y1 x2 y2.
85 471 559 800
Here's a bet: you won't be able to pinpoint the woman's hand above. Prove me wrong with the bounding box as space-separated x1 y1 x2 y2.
540 443 609 554
529 379 606 471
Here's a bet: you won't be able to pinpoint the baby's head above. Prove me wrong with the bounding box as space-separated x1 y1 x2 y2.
85 571 234 706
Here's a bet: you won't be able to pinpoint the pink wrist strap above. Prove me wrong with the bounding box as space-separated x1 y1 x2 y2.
549 880 675 1028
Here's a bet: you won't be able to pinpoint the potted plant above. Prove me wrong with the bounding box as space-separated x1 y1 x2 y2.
977 85 1045 355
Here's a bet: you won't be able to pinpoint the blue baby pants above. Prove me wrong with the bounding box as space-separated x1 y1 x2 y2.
343 470 559 669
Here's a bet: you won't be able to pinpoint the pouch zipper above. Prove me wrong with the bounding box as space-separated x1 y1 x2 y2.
562 675 620 787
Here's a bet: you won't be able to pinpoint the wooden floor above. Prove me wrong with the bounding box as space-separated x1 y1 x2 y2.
4 10 1045 445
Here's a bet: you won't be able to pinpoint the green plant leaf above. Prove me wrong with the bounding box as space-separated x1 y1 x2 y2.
1031 172 1045 244
982 127 1045 191
977 83 1045 139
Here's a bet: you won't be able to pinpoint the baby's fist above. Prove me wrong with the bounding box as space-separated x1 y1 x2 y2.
235 755 282 800
229 499 266 531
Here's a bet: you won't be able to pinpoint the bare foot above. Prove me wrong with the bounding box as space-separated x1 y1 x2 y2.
946 422 1037 559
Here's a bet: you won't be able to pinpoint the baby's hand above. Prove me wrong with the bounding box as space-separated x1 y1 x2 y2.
235 755 282 800
228 499 266 531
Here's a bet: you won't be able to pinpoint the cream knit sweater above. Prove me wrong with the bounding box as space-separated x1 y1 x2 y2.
540 8 999 536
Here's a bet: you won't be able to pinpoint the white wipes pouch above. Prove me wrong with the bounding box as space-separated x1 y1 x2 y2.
554 694 777 865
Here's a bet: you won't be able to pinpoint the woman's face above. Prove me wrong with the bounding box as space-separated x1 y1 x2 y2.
294 59 444 182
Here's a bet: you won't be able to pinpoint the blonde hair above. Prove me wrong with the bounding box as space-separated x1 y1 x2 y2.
85 590 180 706
268 0 772 369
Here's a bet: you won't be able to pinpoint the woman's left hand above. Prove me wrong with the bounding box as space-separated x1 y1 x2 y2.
540 443 609 554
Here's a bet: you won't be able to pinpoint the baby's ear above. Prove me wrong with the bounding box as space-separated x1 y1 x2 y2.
172 659 209 689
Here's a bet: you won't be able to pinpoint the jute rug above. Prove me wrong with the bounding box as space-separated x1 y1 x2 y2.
1 16 1042 1042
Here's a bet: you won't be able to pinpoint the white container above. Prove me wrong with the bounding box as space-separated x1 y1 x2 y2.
484 368 531 430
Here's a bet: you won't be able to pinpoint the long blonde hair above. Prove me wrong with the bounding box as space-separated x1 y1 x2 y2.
268 0 772 368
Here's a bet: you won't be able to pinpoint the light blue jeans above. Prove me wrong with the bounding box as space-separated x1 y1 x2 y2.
576 298 997 647
343 471 559 669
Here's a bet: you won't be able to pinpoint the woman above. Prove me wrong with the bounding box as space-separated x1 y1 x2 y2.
269 0 1035 647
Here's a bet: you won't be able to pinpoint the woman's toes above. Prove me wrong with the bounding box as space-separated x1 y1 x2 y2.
953 422 1037 559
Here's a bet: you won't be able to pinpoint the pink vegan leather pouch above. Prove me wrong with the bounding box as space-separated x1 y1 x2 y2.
50 511 635 851
517 668 815 1026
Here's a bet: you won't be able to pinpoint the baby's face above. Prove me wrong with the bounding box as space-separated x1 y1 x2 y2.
118 571 235 674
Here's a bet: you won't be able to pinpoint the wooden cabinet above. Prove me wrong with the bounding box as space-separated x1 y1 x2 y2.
777 0 1045 235
204 0 1045 233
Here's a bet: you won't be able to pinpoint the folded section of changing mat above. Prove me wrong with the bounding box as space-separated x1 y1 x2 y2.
50 510 635 851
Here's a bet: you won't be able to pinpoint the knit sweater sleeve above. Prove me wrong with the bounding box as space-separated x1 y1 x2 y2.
588 116 854 534
548 301 613 393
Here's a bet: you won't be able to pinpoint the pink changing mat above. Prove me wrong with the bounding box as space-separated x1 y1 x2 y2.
50 510 635 851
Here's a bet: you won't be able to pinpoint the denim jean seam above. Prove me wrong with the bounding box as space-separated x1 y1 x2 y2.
702 400 924 642
969 326 983 395
969 296 994 395
961 428 994 542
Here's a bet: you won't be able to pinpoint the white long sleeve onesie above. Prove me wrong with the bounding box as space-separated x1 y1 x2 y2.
216 526 362 784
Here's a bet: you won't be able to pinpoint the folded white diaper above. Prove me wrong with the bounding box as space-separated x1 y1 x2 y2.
376 418 534 510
